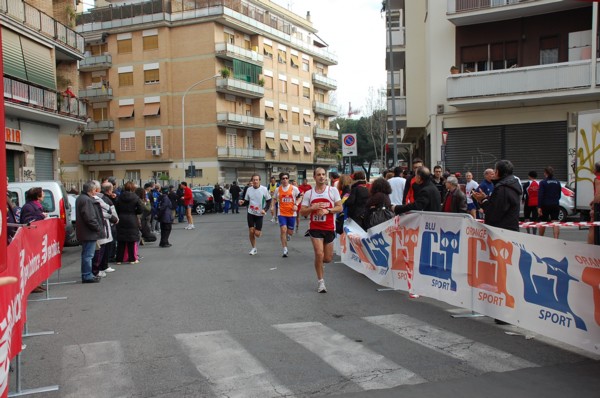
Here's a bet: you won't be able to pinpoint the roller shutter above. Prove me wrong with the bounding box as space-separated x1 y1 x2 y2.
35 148 54 180
445 126 502 179
6 151 15 182
2 28 27 80
504 121 567 181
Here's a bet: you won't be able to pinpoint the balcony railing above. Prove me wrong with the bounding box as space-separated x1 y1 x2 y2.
385 27 405 47
216 77 264 99
215 42 263 65
313 101 338 117
217 146 265 159
4 76 87 119
84 120 115 134
387 97 407 116
0 0 84 54
314 127 338 140
79 86 113 102
77 0 337 65
79 152 116 162
447 60 592 105
217 112 265 130
312 73 337 91
314 152 338 164
79 54 112 71
448 0 523 13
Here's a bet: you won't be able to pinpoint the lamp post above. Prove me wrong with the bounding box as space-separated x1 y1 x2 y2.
386 0 398 166
181 73 220 178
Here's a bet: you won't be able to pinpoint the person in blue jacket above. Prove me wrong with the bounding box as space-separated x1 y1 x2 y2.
537 166 562 239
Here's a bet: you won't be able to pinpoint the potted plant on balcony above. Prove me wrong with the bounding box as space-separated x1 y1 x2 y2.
220 68 231 79
258 78 265 87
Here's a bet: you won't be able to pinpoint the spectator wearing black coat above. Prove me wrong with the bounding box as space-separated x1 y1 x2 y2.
176 184 185 223
393 167 442 215
115 182 143 264
345 171 370 226
213 183 224 213
229 181 241 214
158 189 174 247
473 160 522 232
76 181 106 283
442 176 467 214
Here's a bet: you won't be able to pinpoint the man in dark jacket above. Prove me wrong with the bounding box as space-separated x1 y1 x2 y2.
393 167 441 215
229 181 241 214
76 181 106 283
442 176 467 213
158 188 174 247
473 159 522 232
537 166 562 239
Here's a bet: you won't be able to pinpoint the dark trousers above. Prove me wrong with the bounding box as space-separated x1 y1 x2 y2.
160 222 172 246
117 241 136 263
231 198 239 213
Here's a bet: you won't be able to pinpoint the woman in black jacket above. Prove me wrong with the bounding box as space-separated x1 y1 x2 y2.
115 182 143 264
345 171 370 227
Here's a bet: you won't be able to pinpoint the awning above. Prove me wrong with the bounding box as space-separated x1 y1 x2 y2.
265 107 275 120
278 49 286 62
292 142 302 152
303 117 312 126
143 103 160 116
280 141 289 152
279 111 287 122
290 54 299 68
266 139 277 150
118 105 134 118
304 143 312 153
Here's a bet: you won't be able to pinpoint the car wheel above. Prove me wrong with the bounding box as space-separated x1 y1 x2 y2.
195 204 206 215
557 207 567 222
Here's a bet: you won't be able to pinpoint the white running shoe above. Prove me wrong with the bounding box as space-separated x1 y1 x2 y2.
104 267 116 273
249 248 258 255
282 247 288 257
185 224 192 230
190 224 195 229
409 293 420 299
98 271 107 278
317 279 327 293
271 217 277 223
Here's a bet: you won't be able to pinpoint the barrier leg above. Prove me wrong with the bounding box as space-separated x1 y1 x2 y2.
47 269 77 286
8 353 59 397
28 278 67 302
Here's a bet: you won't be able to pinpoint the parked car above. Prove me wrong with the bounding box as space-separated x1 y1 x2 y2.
196 185 214 195
8 181 78 246
519 180 576 222
191 189 214 215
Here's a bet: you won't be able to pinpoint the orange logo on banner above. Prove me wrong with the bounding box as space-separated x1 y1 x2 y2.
582 267 600 326
5 128 21 143
390 227 419 272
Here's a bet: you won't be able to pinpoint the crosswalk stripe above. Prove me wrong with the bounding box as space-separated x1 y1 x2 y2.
273 321 426 390
61 341 134 398
364 314 538 372
175 331 293 398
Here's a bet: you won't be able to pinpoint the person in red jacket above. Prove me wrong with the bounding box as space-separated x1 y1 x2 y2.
522 170 539 234
180 181 194 230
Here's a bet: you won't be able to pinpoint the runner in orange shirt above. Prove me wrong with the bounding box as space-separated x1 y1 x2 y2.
271 172 302 257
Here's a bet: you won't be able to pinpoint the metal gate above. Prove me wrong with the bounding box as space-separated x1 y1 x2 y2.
34 148 54 180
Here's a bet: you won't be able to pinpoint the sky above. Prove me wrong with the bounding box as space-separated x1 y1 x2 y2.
272 0 387 118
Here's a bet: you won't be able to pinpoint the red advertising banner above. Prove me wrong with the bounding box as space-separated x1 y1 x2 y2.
0 219 64 398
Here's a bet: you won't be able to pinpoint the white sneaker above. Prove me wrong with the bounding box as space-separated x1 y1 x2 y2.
409 293 420 299
190 224 195 229
104 267 116 273
185 224 192 230
249 248 258 255
282 247 288 257
317 279 327 293
271 217 276 223
98 271 107 278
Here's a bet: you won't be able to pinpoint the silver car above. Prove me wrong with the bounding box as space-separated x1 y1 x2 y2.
520 180 576 222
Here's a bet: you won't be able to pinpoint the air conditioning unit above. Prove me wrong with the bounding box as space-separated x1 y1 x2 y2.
272 149 278 157
152 147 161 156
436 104 445 115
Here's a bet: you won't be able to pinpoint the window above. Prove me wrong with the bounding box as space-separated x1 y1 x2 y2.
153 171 169 179
291 83 299 96
302 86 310 99
278 49 286 64
117 39 132 54
225 30 235 44
120 132 136 151
143 35 158 51
94 139 110 153
279 79 287 93
226 133 237 148
246 133 254 149
265 107 275 121
88 43 107 56
92 107 107 120
145 133 162 150
302 58 309 72
264 75 273 89
540 36 559 65
314 89 325 102
119 72 133 86
263 43 273 58
460 42 518 72
125 170 140 180
144 69 160 84
279 110 287 123
292 111 300 125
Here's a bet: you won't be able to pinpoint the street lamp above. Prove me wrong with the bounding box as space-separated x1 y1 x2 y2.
181 73 220 177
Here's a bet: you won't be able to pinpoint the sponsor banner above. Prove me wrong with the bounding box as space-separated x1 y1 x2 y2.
0 219 64 398
340 212 600 354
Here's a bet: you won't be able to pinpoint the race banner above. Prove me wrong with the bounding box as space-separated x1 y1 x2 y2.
340 212 600 355
0 218 64 398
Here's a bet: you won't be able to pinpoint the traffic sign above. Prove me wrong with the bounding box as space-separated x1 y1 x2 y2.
342 133 357 157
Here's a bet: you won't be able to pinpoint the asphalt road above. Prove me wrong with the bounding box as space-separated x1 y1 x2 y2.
10 211 600 398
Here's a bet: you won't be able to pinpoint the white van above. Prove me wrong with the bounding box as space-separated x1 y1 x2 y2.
8 181 77 246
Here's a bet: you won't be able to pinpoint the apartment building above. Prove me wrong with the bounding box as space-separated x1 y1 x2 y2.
1 0 85 182
388 0 599 182
60 0 338 185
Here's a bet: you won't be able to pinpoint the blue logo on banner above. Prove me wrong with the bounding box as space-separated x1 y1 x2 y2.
361 232 391 269
518 247 586 331
419 229 460 291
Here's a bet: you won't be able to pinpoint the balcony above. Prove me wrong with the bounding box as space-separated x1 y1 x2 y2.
312 73 337 91
77 0 337 66
79 86 113 103
217 112 265 130
1 0 84 57
314 151 338 164
446 60 598 110
215 42 263 66
313 101 338 117
79 152 116 162
314 127 338 140
446 0 590 26
217 146 265 159
3 76 87 131
216 77 264 99
79 54 112 72
387 97 407 117
386 27 405 47
84 120 115 134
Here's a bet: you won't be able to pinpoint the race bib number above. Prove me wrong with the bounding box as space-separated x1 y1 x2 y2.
312 213 326 222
